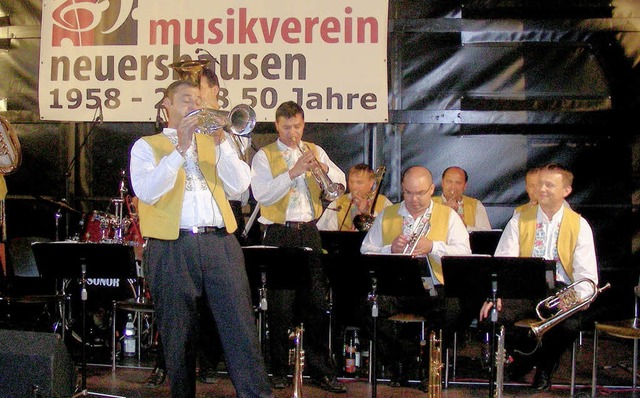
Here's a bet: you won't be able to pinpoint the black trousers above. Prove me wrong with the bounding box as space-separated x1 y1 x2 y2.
144 231 272 398
262 222 336 379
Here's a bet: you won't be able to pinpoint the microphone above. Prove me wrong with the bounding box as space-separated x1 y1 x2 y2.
196 48 219 64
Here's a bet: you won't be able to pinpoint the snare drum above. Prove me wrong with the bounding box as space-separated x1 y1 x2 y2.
81 211 116 242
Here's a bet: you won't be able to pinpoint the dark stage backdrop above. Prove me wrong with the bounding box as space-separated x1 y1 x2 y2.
0 1 638 319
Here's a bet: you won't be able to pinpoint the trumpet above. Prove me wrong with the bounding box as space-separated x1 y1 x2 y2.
288 324 305 398
186 104 256 137
293 137 345 202
529 279 610 339
402 209 431 255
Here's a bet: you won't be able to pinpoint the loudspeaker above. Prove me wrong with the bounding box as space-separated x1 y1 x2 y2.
0 330 76 398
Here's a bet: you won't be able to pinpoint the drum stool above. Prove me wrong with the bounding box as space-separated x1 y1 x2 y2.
111 298 156 371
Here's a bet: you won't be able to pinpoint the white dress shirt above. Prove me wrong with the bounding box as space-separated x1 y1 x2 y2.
360 201 471 281
251 139 346 224
494 206 598 298
440 194 492 232
130 128 250 229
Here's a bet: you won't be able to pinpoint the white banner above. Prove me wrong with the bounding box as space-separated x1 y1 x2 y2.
39 0 389 123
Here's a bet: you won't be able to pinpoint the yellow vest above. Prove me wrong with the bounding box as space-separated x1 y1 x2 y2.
0 176 6 200
433 195 478 227
381 202 451 283
335 193 389 231
259 141 323 224
137 134 237 240
518 205 581 279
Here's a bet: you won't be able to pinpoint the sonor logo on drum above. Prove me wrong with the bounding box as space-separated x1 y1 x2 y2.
87 278 121 288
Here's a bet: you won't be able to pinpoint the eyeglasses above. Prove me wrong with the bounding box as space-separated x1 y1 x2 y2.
402 190 430 199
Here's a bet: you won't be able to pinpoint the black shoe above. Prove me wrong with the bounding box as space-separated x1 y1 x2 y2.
507 356 534 382
271 375 289 389
198 368 217 384
145 367 166 388
532 368 552 391
389 361 409 388
312 375 347 393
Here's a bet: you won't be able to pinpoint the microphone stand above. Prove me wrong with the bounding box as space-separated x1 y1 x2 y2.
64 109 102 241
488 274 498 398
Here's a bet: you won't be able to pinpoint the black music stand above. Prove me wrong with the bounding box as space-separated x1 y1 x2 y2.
31 242 136 397
320 230 367 359
469 230 503 255
441 255 555 397
362 253 436 398
242 245 311 358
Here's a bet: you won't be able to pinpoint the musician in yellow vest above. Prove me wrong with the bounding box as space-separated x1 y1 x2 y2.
360 166 471 389
514 166 570 215
317 163 392 231
129 80 272 398
481 163 598 391
251 101 347 393
433 166 492 231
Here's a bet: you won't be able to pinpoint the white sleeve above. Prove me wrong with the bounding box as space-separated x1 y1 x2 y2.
468 201 492 231
494 213 521 257
430 211 472 262
250 149 296 206
360 209 391 254
129 138 185 205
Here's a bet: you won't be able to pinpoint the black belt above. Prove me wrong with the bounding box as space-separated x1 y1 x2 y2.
274 220 317 230
179 226 227 236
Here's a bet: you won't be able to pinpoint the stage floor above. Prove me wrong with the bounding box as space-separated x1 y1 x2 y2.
81 332 639 398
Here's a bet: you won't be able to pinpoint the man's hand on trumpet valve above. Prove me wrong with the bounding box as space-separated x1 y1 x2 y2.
288 149 316 179
176 114 198 154
391 234 433 256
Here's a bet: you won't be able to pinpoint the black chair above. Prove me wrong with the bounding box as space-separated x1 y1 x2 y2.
0 236 66 331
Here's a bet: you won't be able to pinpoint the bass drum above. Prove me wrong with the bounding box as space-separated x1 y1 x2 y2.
80 211 116 243
66 276 137 349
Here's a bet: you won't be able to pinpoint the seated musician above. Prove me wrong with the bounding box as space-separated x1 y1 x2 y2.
480 163 598 391
317 163 392 231
360 166 471 389
432 166 492 231
514 166 570 214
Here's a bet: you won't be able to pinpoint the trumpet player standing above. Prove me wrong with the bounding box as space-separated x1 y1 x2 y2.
360 166 471 389
251 101 347 393
130 80 272 398
480 162 598 391
433 166 492 231
317 163 392 231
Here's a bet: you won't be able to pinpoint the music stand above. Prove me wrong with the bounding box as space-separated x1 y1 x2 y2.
361 253 435 398
320 230 367 359
31 242 136 397
242 245 311 357
469 230 503 255
441 255 555 397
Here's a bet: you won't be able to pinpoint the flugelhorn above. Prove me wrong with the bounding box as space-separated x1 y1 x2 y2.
293 137 345 202
529 279 610 339
186 104 256 137
170 58 257 142
402 209 431 255
353 166 386 232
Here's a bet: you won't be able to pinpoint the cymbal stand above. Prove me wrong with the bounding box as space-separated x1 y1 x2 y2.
257 271 268 359
368 278 378 398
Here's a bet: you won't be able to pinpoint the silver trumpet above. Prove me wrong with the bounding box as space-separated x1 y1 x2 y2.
529 278 611 339
402 209 431 255
186 104 256 137
293 137 345 202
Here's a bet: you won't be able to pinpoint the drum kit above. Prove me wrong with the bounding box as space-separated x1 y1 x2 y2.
43 172 151 355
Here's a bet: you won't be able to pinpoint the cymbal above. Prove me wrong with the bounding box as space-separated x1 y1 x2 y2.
33 195 81 213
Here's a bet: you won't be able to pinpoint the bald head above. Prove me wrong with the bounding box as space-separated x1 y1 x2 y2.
441 166 468 201
401 166 435 217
